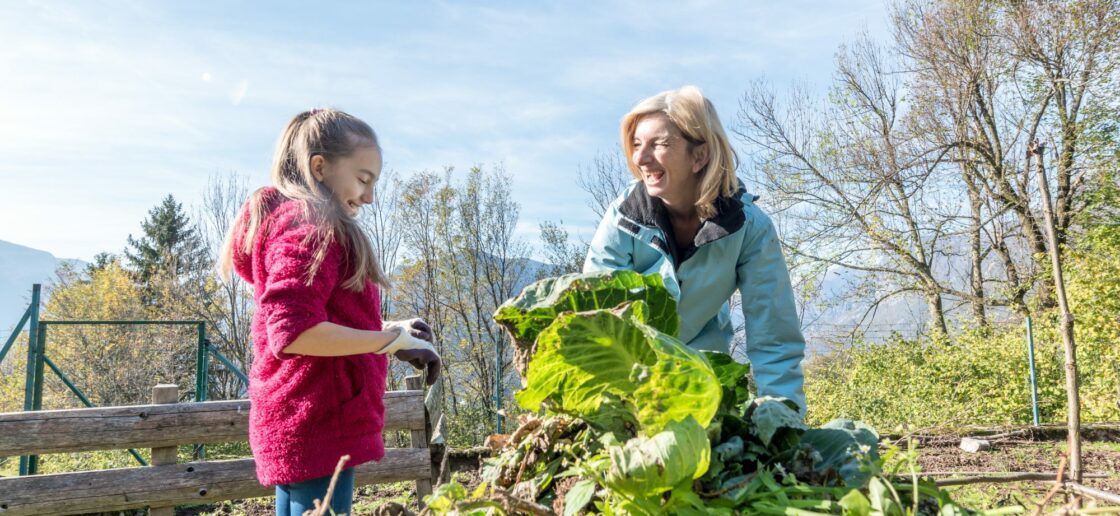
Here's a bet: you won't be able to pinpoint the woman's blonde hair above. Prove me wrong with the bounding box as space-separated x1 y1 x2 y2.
218 108 389 291
621 85 738 220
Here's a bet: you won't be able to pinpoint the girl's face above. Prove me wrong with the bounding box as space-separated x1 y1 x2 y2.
313 145 382 217
630 113 709 210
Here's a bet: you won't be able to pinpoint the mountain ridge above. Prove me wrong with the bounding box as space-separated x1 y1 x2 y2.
0 240 85 334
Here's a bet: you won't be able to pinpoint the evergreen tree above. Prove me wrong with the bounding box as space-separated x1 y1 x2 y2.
124 194 208 287
85 252 117 276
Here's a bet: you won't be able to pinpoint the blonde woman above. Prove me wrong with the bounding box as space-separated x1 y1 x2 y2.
584 86 806 413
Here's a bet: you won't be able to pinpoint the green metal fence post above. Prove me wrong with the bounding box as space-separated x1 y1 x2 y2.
19 284 41 476
195 324 207 403
32 324 48 410
1026 316 1041 426
195 323 208 460
202 326 209 399
28 324 48 474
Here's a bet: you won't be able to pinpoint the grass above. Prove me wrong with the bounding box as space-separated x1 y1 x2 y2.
945 483 1042 513
1086 440 1120 453
351 481 418 513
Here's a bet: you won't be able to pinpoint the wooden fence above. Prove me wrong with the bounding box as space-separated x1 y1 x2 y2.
0 375 448 515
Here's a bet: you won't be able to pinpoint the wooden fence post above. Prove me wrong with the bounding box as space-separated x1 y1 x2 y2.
405 375 433 504
149 383 179 516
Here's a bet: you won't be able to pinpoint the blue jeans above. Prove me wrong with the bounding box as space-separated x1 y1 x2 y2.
275 468 354 516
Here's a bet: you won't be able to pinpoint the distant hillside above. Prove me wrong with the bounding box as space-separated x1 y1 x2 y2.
800 267 929 349
0 240 85 334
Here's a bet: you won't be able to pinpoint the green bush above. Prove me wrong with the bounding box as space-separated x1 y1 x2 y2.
1063 223 1120 421
806 328 1063 429
806 224 1120 429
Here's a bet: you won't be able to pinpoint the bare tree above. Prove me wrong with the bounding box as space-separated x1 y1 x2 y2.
433 166 531 435
358 169 405 323
576 150 632 220
396 170 460 411
195 172 253 398
538 220 588 276
1008 0 1119 247
894 0 1028 323
905 0 1116 306
742 0 1117 344
737 36 953 339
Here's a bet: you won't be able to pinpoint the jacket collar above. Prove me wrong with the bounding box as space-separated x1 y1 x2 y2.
618 180 752 249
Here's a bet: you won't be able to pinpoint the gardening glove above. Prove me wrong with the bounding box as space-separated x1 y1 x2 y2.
379 321 441 386
384 318 434 343
395 346 441 386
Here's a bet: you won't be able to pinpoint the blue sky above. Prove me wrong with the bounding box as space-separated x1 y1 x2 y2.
0 0 890 261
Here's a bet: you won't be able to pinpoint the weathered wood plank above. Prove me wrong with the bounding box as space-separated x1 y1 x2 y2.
405 376 433 502
431 414 446 446
425 378 443 431
430 412 449 485
0 390 425 457
0 449 431 516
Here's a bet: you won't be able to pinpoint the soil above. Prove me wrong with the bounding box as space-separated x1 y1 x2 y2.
912 438 1120 512
170 438 1120 515
174 480 424 515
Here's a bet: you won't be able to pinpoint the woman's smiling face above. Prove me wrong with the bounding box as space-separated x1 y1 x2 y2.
630 113 706 210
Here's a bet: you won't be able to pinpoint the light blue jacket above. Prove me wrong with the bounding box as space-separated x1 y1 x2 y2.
584 181 806 412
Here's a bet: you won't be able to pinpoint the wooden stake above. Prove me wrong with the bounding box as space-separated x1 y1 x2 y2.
1029 140 1081 485
149 384 179 516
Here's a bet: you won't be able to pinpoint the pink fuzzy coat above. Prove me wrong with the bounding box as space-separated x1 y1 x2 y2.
231 187 388 486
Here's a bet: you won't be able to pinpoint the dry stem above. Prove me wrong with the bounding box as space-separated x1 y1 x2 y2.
1030 455 1067 516
305 454 351 516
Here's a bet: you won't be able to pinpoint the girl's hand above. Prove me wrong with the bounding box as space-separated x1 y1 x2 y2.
385 318 434 342
395 347 441 386
378 323 441 386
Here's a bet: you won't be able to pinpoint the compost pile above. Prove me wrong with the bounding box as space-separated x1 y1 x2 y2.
425 271 985 515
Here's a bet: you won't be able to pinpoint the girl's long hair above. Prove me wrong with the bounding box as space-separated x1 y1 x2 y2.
219 108 389 291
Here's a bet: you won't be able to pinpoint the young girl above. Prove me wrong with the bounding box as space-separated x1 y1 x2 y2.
219 108 441 515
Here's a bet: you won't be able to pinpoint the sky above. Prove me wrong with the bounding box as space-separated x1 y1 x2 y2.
0 0 892 262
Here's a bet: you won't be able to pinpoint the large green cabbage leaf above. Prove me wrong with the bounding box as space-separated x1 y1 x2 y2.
633 321 723 433
747 396 808 448
515 302 720 435
494 270 679 345
799 419 880 487
604 417 711 497
704 351 753 412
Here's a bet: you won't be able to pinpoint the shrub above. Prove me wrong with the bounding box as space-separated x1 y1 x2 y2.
805 223 1120 429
